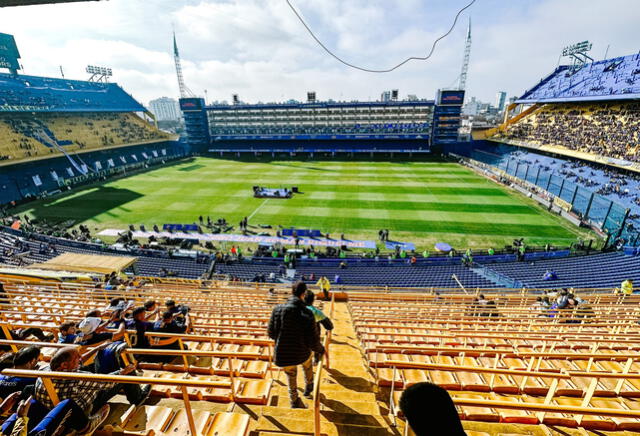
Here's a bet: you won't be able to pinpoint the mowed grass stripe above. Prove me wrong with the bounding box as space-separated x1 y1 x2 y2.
286 184 509 196
272 198 538 215
257 205 546 225
16 157 595 248
251 213 576 238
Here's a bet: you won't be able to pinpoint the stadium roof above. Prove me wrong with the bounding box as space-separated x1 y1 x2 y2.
0 0 100 6
516 53 640 104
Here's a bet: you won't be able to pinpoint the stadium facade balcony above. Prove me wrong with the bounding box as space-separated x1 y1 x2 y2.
517 53 640 103
181 91 466 153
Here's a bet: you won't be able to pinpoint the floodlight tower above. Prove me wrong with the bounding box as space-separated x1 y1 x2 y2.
458 18 471 91
561 40 593 75
173 31 193 98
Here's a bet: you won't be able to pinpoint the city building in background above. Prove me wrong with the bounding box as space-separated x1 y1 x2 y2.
149 97 180 121
495 91 507 112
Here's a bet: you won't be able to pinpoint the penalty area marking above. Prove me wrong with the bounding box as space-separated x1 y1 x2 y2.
248 198 270 221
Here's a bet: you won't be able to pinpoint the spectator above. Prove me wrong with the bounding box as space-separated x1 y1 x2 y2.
303 291 334 364
543 270 558 281
315 276 331 300
399 382 466 436
5 396 31 436
34 346 150 418
131 307 155 349
165 300 190 317
57 322 77 344
268 281 324 409
0 346 40 400
620 278 634 295
143 300 160 321
77 310 125 345
154 310 191 335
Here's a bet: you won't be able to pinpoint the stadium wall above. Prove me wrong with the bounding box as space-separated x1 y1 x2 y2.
207 138 431 154
0 140 188 207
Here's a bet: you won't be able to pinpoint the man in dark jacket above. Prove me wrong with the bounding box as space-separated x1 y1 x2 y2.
268 281 324 408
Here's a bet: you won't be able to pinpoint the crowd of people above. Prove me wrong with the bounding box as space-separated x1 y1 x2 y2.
1 112 169 162
497 101 640 163
0 278 205 434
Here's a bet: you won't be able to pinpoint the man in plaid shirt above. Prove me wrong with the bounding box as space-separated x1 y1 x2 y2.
34 346 150 415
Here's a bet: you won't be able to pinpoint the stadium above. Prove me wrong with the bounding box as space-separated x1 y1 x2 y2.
0 1 640 436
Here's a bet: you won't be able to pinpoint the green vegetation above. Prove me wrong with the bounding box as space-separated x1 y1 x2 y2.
16 157 596 249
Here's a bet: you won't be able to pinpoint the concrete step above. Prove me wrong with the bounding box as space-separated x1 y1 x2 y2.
255 414 397 436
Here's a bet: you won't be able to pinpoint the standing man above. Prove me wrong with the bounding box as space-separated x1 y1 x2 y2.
268 281 324 409
316 276 331 300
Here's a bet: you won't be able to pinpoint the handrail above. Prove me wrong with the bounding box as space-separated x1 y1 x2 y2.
451 397 640 418
384 360 571 379
313 334 330 436
1 368 233 436
1 368 231 387
372 344 640 360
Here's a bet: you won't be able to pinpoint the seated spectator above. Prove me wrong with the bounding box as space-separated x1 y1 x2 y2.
34 347 150 420
0 346 40 400
0 353 16 372
77 310 125 345
143 300 160 321
130 307 155 349
57 322 77 344
543 270 558 281
399 382 466 436
165 300 190 316
1 396 102 436
154 310 191 335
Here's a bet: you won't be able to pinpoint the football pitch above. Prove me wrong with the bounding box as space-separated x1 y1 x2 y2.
17 157 595 249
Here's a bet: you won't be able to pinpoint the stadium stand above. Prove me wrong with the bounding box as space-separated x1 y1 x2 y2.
0 277 639 435
0 73 144 112
484 251 640 289
517 53 640 103
494 101 640 162
0 112 171 163
0 69 184 208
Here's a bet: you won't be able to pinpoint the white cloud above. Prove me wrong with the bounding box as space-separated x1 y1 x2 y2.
0 0 638 105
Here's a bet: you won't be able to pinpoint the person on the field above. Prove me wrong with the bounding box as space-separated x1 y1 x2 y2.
268 281 324 409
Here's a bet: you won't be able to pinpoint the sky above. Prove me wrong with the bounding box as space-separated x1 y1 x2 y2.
0 0 638 106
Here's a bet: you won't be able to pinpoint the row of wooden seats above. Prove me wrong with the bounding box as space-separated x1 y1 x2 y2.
142 370 271 404
0 339 274 407
393 390 640 432
104 405 249 436
373 354 640 398
2 367 252 436
357 330 640 352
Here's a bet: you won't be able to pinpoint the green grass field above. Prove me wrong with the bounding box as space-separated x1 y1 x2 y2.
16 157 595 249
